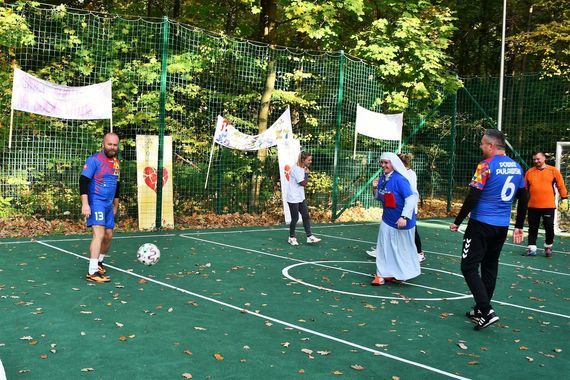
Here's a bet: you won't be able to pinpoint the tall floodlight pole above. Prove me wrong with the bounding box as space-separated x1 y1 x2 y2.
497 0 507 131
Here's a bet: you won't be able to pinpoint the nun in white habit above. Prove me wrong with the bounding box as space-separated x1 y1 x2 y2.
371 152 420 285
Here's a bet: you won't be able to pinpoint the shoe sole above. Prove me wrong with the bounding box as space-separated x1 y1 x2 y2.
475 316 499 330
86 277 110 283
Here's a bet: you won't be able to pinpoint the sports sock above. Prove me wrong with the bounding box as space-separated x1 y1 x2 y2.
89 258 99 275
98 254 106 263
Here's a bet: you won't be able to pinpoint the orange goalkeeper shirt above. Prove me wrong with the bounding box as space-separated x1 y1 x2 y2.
525 165 568 208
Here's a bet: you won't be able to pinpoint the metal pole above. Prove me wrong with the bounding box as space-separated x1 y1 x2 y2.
155 16 169 230
447 88 458 212
331 50 345 221
497 0 507 131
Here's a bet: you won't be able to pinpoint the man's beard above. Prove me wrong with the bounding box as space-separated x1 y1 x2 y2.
104 149 117 158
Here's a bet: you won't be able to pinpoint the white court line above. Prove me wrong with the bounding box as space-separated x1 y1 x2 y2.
182 223 371 236
315 232 570 277
181 234 570 319
0 233 177 245
35 239 469 380
282 260 470 301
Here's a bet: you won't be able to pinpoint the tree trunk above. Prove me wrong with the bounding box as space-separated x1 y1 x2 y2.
252 0 278 210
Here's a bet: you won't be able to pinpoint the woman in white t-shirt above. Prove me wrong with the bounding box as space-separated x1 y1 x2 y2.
286 152 322 246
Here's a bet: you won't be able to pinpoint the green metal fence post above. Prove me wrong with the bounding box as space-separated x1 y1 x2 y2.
155 16 169 230
331 50 345 221
447 88 458 212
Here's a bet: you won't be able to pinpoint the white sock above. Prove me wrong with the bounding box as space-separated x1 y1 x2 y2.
89 258 99 275
527 245 537 251
98 254 106 263
544 244 552 248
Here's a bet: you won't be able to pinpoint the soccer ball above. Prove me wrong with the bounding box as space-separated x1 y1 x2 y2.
137 243 160 266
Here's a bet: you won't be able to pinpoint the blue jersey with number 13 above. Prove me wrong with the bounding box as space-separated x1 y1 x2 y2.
469 154 525 227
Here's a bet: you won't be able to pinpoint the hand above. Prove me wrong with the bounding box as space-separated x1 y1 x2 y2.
512 228 524 244
81 204 91 218
397 217 407 229
449 223 459 232
372 178 379 189
559 199 569 212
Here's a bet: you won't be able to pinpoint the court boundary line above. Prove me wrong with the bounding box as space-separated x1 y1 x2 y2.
181 234 570 319
34 239 469 380
0 233 177 245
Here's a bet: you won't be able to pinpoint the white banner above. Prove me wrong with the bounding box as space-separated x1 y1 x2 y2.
213 107 293 151
136 135 174 230
277 139 301 224
11 68 112 120
355 105 403 140
205 107 294 188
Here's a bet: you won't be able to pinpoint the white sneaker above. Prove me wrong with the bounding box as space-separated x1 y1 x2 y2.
418 251 425 263
306 235 321 244
366 249 377 258
288 237 299 246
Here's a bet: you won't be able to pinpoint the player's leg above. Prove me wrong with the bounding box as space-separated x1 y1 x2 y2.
415 227 425 262
524 208 540 255
299 200 320 243
98 205 116 274
480 226 508 302
541 208 555 257
460 220 490 313
287 202 300 245
85 203 110 282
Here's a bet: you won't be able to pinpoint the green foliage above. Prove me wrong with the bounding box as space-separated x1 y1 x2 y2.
351 1 461 111
0 4 35 48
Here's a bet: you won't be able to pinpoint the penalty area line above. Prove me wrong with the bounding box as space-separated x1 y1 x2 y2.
35 239 469 380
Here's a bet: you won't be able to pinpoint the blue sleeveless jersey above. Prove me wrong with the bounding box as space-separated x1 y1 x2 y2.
469 154 525 227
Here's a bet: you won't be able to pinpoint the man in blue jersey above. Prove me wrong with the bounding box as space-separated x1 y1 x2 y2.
450 129 527 330
80 133 120 283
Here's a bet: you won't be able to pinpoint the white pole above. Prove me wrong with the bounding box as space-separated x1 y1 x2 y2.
8 108 14 149
204 136 217 189
497 0 507 131
110 114 113 133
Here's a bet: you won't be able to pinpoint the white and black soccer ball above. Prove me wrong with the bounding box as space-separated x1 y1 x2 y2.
137 243 160 266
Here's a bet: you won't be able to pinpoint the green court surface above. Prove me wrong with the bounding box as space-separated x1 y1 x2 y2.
0 219 568 379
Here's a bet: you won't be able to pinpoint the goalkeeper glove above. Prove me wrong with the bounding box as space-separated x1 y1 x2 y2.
559 198 569 212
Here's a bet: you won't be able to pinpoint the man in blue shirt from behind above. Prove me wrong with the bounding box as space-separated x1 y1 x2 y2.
450 129 528 330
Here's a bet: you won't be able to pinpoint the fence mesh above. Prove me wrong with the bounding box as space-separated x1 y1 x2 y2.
1 3 569 225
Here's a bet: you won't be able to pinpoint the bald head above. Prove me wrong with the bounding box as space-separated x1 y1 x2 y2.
103 133 119 158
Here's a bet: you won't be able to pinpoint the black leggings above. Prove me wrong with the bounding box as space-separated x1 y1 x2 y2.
415 227 422 253
527 208 555 246
288 200 312 237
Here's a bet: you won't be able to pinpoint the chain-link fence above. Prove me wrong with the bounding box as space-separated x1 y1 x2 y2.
1 3 569 224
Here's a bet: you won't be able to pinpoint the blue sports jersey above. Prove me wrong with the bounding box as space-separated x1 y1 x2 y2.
376 171 416 230
81 152 120 205
469 154 525 227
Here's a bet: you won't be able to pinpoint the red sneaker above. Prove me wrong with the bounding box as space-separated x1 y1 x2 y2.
371 275 385 286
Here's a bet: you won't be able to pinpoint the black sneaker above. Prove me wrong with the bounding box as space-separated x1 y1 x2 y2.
474 309 499 330
98 262 106 274
465 308 482 321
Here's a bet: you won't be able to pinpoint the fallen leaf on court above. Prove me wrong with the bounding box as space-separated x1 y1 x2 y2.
115 322 124 328
137 279 147 284
183 350 193 356
457 343 468 350
301 348 313 355
182 373 193 379
392 376 400 380
440 312 450 319
81 368 94 372
332 370 343 375
80 311 92 314
243 345 250 350
40 354 48 359
265 321 273 327
317 350 331 356
168 307 173 312
374 343 388 348
118 336 128 341
390 300 399 304
281 342 290 347
364 304 376 309
351 364 364 371
72 288 80 291
519 346 528 350
18 370 31 373
214 353 224 361
526 357 534 362
554 348 562 353
194 327 207 331
467 361 479 365
298 369 305 374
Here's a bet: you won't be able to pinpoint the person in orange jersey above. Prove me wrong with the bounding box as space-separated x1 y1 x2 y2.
523 151 568 257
